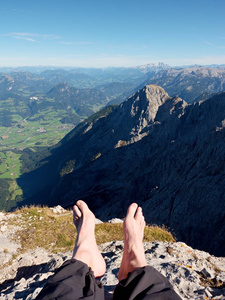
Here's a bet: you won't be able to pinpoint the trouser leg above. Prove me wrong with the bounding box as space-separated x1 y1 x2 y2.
35 259 104 300
113 266 182 300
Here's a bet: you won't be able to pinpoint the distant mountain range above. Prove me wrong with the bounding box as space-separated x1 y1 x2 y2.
0 62 169 75
1 65 225 129
0 64 169 129
109 66 225 105
17 85 225 256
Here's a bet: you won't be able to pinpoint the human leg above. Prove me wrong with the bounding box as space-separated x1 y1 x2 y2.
114 266 182 300
35 259 104 300
72 200 106 278
113 203 182 300
35 200 106 300
118 203 147 281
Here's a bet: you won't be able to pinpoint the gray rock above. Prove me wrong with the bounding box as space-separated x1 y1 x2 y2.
1 241 225 300
0 213 22 267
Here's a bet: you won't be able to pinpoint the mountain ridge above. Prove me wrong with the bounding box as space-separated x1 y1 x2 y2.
17 85 225 256
1 65 225 212
108 66 225 106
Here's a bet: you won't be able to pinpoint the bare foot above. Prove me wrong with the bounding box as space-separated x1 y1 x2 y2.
72 200 106 278
118 203 146 281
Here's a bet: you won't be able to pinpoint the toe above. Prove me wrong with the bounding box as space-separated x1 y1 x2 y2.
141 219 146 230
134 206 143 221
127 203 138 218
73 205 82 218
76 200 88 212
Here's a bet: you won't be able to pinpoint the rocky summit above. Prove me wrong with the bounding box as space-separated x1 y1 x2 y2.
18 85 225 257
1 242 225 300
0 208 224 300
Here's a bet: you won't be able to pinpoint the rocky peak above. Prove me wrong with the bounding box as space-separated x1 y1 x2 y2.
47 82 74 97
0 75 14 83
81 85 185 152
115 85 174 142
55 82 69 92
129 85 171 119
0 75 14 92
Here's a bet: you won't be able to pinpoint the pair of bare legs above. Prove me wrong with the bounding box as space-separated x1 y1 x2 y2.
72 200 146 281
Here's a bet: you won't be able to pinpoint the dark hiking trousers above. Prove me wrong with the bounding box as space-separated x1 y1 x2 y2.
35 259 182 300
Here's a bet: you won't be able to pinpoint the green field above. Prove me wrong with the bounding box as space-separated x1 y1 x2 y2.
0 102 76 151
0 97 78 209
0 73 124 210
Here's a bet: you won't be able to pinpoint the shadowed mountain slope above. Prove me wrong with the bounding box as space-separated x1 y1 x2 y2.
17 85 225 256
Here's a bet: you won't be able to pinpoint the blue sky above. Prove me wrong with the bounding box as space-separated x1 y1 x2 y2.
0 0 225 67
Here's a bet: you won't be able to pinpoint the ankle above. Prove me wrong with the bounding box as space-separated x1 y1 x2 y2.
124 242 144 255
73 248 91 261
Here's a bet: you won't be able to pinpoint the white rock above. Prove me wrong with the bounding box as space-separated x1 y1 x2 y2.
95 218 103 224
50 205 67 214
108 218 123 224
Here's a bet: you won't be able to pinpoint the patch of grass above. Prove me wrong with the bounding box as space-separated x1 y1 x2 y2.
92 152 102 161
95 223 124 244
95 223 175 244
12 253 18 260
9 206 175 255
144 225 175 243
55 233 74 248
60 160 76 177
11 206 75 253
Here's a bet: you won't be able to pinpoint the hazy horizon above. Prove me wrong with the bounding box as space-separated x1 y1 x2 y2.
0 62 225 71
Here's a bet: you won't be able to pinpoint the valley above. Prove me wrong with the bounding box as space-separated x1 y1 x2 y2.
0 63 168 209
